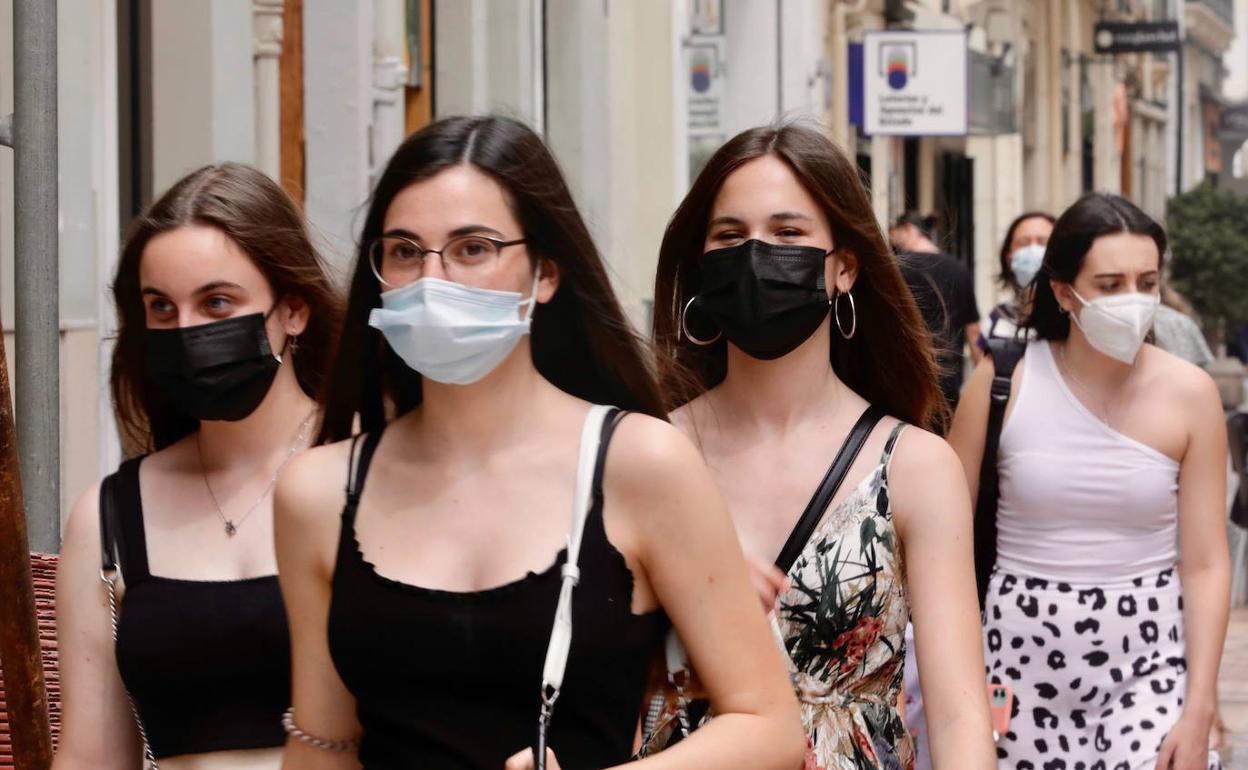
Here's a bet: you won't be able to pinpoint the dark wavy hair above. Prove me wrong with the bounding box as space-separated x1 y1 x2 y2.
1026 193 1166 341
653 124 945 430
317 115 665 443
111 163 343 452
997 211 1056 292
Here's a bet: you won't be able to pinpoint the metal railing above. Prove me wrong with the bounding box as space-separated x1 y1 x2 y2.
0 0 59 763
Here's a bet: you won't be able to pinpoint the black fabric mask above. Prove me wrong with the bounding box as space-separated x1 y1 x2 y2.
688 239 831 360
145 312 281 422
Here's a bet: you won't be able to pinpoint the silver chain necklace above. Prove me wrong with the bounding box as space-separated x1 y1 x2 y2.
1057 344 1125 428
196 411 315 536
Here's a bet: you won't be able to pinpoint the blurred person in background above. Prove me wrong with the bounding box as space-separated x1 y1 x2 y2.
977 212 1055 351
1153 284 1214 369
892 212 982 416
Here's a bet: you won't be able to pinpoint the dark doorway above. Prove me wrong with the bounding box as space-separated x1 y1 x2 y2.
937 151 975 273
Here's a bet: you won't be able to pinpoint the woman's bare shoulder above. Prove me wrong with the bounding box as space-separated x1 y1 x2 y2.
275 438 358 526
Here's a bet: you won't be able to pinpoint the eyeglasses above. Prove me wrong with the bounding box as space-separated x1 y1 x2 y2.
368 234 527 287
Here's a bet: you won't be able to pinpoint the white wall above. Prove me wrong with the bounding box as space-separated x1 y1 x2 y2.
149 0 256 193
434 0 543 125
303 0 373 271
1226 0 1248 101
720 0 781 135
604 1 682 325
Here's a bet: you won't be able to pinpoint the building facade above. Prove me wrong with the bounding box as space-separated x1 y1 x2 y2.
1 0 1244 534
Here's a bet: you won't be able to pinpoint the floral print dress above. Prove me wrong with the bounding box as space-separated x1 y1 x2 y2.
641 422 913 770
778 421 912 770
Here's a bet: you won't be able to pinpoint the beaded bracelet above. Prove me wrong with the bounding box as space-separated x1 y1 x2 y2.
282 707 361 752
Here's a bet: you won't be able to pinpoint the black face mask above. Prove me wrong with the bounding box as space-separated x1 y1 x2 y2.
687 239 831 360
145 312 282 422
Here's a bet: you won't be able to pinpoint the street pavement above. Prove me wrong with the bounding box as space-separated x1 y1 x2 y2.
1222 608 1248 768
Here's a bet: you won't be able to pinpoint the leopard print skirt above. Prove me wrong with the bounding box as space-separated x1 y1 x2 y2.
983 567 1218 770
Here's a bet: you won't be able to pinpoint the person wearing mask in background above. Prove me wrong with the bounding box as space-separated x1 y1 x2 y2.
892 212 982 416
53 163 343 770
977 212 1055 351
275 116 804 770
1154 284 1214 369
949 193 1229 770
648 123 996 770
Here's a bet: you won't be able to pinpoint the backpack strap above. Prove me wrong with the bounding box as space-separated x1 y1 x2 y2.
774 404 887 574
974 338 1027 606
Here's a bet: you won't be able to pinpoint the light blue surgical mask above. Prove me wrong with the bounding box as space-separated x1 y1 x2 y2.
1009 243 1046 288
368 273 540 385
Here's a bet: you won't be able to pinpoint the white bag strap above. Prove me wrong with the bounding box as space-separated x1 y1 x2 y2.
540 404 614 701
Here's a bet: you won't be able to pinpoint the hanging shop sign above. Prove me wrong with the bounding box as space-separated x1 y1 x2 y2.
1092 21 1181 55
864 30 968 136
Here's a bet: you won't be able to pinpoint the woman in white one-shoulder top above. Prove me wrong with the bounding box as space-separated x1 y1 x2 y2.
949 193 1229 770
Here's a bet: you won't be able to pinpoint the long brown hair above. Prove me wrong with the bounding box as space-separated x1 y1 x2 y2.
653 124 945 430
111 163 343 452
317 115 665 443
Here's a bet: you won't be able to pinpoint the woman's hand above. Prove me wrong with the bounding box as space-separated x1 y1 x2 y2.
504 747 560 770
745 553 790 612
1154 709 1215 770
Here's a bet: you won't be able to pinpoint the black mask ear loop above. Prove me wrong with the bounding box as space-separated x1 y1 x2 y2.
265 299 293 364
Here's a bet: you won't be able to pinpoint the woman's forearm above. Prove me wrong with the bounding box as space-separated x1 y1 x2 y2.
926 707 997 770
1179 558 1231 715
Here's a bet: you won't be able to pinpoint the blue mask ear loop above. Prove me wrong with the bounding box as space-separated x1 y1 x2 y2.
520 266 542 324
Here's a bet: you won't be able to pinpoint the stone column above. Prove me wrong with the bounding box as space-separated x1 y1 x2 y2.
253 0 284 180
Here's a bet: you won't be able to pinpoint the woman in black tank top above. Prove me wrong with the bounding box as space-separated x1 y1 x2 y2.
273 116 803 770
53 164 342 770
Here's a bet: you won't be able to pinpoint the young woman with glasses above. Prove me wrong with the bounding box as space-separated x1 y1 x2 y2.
273 116 804 770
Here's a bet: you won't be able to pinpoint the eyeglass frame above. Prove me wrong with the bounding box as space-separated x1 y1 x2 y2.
367 233 529 288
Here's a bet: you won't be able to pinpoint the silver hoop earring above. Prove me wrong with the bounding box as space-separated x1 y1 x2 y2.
834 291 857 340
680 296 721 346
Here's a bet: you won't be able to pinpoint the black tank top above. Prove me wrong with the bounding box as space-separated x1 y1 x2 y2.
102 457 291 759
327 412 669 770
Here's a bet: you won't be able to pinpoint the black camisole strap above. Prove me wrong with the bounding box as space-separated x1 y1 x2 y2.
101 456 151 586
590 408 625 506
345 430 385 510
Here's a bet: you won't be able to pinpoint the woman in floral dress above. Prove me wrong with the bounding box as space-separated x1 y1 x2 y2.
647 124 996 769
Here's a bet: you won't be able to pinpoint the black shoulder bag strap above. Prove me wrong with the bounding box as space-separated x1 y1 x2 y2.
774 404 887 575
99 472 120 575
973 338 1027 607
98 470 161 768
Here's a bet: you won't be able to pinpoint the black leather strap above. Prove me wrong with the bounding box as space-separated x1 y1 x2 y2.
99 472 120 572
774 405 887 574
974 338 1027 605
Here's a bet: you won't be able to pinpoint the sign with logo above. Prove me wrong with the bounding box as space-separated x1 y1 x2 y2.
1223 104 1248 137
1092 21 1181 54
864 30 968 136
687 39 724 137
